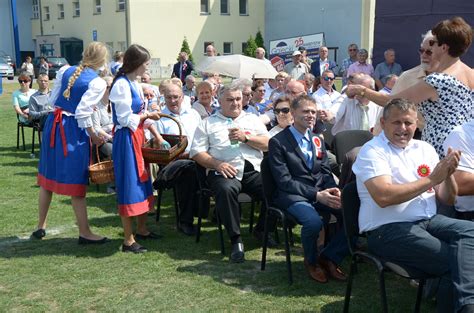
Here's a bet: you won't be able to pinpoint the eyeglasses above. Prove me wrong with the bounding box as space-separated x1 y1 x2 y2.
349 49 358 51
418 48 433 56
144 93 153 97
323 76 335 81
274 107 290 114
19 80 29 83
428 39 438 47
242 93 252 97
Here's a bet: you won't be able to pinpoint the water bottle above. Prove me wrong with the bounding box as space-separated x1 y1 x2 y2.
227 118 239 147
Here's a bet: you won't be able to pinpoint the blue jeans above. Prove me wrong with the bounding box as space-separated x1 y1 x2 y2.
367 214 474 312
287 201 349 266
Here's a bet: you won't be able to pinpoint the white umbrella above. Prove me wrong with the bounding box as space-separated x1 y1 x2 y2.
196 54 278 79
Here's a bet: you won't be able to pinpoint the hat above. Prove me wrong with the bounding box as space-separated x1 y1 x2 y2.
292 50 302 56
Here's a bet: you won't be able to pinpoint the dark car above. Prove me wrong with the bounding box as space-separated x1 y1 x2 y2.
33 56 69 79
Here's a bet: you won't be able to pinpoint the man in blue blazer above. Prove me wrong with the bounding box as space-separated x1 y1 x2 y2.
268 94 348 283
172 52 194 84
310 46 337 79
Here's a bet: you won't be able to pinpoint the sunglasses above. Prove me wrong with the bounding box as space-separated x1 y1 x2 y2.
418 48 433 56
144 93 153 97
349 49 358 51
19 80 29 83
323 76 335 81
274 107 290 114
428 39 438 47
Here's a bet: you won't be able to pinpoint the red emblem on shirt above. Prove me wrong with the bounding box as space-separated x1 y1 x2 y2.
417 164 431 177
312 136 322 148
312 136 323 159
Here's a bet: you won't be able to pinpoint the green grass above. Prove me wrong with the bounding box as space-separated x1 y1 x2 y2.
0 81 436 312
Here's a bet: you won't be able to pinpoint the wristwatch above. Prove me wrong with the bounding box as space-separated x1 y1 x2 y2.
244 135 250 143
360 87 366 97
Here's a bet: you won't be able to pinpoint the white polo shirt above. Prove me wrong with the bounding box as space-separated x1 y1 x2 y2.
352 132 439 232
190 110 268 180
311 86 341 111
443 121 474 212
156 105 201 153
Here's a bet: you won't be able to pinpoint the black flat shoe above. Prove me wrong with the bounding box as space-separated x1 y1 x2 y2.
135 231 162 240
31 229 46 239
178 223 196 236
78 236 110 245
122 242 147 254
230 243 245 263
253 229 278 248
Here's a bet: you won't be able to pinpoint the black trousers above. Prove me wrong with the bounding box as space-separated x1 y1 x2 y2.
207 162 268 240
175 165 200 224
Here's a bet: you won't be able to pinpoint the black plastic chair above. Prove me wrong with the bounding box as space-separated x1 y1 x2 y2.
341 182 434 313
332 130 373 164
260 157 298 285
17 115 42 155
194 163 258 255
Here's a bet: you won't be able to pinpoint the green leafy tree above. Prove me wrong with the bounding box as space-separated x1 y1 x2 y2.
255 30 266 55
179 37 194 63
244 36 258 57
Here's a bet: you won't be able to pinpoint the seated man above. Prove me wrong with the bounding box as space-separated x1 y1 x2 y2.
443 120 474 220
352 98 474 313
156 84 201 235
190 85 274 263
269 95 349 283
28 73 52 129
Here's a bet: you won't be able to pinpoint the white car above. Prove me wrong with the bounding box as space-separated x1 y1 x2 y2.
0 61 14 80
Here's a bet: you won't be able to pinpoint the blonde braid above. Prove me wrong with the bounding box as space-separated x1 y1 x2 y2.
62 64 85 100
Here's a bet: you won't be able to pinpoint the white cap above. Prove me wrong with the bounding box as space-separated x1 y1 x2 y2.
292 50 302 56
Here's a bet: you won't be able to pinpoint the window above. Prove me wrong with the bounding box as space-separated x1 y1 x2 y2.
58 4 64 19
220 0 229 14
43 6 50 20
223 42 233 55
106 42 114 50
32 0 39 19
73 1 80 17
117 0 125 11
239 0 248 15
94 0 101 14
200 0 209 14
242 42 248 54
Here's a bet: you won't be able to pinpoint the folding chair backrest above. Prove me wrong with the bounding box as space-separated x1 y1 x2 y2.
260 158 276 207
333 130 373 164
341 181 360 253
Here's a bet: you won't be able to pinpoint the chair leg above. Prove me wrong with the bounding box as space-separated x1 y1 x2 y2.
38 129 42 146
32 127 36 155
343 257 357 313
261 208 270 271
172 186 180 229
282 218 293 285
155 188 163 223
21 124 26 150
216 210 225 255
378 270 389 313
249 200 255 233
17 123 20 149
195 192 203 243
414 279 425 313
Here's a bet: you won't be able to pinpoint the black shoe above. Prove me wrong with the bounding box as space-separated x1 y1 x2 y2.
178 223 196 236
230 243 245 263
122 242 147 254
253 229 278 248
31 229 46 239
78 236 110 245
135 231 162 240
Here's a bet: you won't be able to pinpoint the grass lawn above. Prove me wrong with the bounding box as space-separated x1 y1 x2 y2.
0 79 436 312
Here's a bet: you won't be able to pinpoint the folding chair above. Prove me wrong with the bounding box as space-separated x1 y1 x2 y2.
17 115 42 155
332 130 373 164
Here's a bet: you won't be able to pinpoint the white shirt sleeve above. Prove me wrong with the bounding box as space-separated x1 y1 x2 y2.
49 65 70 105
444 125 474 174
109 79 141 132
352 143 392 183
76 77 107 129
190 119 209 158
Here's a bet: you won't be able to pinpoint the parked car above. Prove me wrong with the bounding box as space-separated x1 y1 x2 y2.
1 55 15 72
33 56 69 79
0 60 14 80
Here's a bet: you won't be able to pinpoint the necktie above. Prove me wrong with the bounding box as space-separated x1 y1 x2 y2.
302 137 313 168
181 63 187 81
360 105 369 130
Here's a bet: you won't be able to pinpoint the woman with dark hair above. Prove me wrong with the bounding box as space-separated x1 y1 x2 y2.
347 16 473 157
110 44 166 253
268 96 294 137
12 74 36 123
33 42 109 243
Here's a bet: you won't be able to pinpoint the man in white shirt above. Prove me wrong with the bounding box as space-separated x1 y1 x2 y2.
312 70 341 111
190 85 273 263
284 51 308 80
352 98 474 313
443 120 474 220
156 84 202 236
331 74 382 135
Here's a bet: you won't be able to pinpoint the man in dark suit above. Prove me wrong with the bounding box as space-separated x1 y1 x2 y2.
172 52 194 84
268 94 348 283
310 46 337 80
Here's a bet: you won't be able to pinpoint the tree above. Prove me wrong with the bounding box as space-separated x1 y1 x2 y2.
179 37 194 63
255 30 266 55
244 36 258 57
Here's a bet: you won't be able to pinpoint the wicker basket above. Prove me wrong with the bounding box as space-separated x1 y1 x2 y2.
142 113 188 165
89 145 115 184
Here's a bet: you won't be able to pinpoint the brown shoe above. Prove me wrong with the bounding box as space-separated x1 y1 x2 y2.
304 259 328 283
318 256 347 282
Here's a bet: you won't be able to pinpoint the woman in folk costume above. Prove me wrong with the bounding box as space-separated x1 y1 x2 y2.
110 44 168 253
33 42 109 244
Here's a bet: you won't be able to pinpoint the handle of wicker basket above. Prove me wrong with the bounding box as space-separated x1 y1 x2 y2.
158 113 183 137
95 144 101 164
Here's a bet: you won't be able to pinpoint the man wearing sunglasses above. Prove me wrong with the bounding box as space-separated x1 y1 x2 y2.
312 70 341 113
